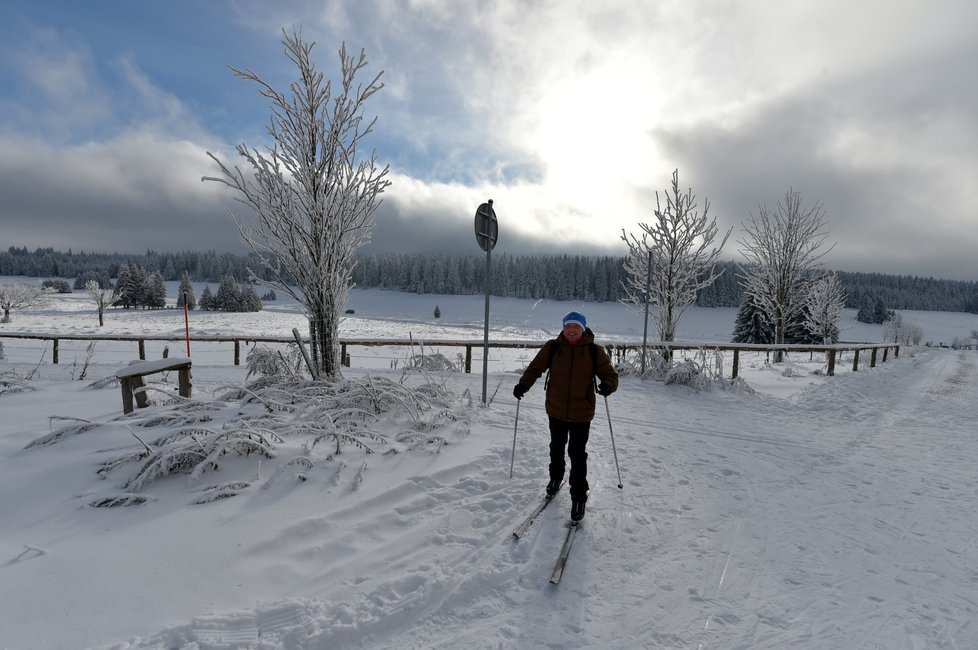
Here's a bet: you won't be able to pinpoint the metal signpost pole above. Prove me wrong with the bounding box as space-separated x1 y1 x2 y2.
474 200 498 404
641 250 652 373
483 237 492 403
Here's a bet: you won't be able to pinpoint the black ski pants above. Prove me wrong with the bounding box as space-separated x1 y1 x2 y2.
548 416 590 501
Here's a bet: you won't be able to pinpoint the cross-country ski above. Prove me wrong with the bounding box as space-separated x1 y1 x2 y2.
512 493 557 539
549 521 579 585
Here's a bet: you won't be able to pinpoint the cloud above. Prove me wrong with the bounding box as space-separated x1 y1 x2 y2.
2 0 977 282
0 132 242 253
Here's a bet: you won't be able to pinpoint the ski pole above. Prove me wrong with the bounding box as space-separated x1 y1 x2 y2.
604 395 623 489
510 398 520 479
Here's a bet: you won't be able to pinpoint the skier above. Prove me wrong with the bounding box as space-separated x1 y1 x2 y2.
513 311 618 521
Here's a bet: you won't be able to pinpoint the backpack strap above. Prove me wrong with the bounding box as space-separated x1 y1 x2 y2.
544 338 600 390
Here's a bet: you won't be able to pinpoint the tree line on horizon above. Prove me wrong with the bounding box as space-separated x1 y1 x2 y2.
3 245 978 314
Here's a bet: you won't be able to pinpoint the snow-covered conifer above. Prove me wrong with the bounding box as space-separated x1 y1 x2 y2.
240 286 263 312
216 275 242 312
177 271 197 310
143 271 167 309
732 295 774 344
199 286 215 311
203 29 390 379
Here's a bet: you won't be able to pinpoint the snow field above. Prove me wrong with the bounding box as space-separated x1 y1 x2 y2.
2 290 978 648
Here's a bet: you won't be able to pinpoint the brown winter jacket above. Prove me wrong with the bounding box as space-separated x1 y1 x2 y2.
518 328 619 423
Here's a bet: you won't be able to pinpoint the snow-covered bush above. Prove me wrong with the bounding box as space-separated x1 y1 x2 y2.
246 344 304 379
29 374 469 500
664 360 714 389
1 371 38 396
408 351 459 372
614 349 670 377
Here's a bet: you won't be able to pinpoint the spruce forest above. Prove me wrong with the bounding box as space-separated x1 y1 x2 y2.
2 246 977 314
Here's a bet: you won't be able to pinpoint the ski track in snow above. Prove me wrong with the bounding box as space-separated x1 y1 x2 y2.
4 343 978 648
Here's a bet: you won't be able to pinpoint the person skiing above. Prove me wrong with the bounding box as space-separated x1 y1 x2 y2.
513 310 618 521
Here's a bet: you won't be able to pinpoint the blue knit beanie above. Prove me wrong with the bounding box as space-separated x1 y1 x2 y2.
562 311 586 330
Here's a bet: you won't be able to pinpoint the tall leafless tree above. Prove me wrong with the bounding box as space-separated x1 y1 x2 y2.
203 29 390 379
739 189 833 359
621 169 731 342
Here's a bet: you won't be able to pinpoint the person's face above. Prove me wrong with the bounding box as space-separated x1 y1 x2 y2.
563 323 584 343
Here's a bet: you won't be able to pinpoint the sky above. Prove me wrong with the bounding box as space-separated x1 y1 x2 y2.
3 291 978 648
1 0 976 281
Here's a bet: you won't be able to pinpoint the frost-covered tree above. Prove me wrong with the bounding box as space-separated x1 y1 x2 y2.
199 285 215 311
732 294 774 344
216 275 242 312
114 261 147 309
739 189 833 358
0 283 50 323
203 29 390 379
177 271 197 310
74 270 112 291
239 286 263 312
804 273 846 344
41 279 72 293
883 312 923 346
873 297 893 324
85 279 113 327
621 170 730 342
143 270 167 309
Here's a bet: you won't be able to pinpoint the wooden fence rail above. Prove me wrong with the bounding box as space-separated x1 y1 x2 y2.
0 331 899 378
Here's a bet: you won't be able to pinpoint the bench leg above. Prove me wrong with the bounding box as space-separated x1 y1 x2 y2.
121 378 134 414
178 368 192 399
132 376 149 409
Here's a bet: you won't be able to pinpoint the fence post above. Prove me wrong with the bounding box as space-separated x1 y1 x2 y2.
465 345 472 373
827 349 836 376
882 347 889 363
732 349 739 379
138 339 145 360
871 348 878 368
234 340 240 365
852 349 860 372
895 345 900 358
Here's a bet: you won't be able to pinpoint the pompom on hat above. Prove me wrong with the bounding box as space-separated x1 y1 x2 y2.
562 311 587 330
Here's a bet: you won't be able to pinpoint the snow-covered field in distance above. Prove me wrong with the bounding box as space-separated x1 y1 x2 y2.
4 279 978 342
3 285 978 648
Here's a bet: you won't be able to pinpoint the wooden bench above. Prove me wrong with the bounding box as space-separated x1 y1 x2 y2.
116 357 192 414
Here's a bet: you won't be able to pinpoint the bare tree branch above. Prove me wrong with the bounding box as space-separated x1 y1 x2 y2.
620 169 731 342
738 188 835 354
203 29 391 379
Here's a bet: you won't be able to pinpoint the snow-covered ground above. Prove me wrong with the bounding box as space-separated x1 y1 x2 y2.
2 289 978 649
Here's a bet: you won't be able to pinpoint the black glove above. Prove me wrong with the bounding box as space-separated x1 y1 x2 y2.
513 383 529 400
596 382 613 396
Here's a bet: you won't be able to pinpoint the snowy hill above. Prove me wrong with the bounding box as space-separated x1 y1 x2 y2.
2 291 978 648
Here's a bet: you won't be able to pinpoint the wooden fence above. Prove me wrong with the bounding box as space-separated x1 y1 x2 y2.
0 331 899 378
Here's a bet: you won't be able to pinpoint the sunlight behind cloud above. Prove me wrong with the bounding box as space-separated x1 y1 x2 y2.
528 60 662 234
